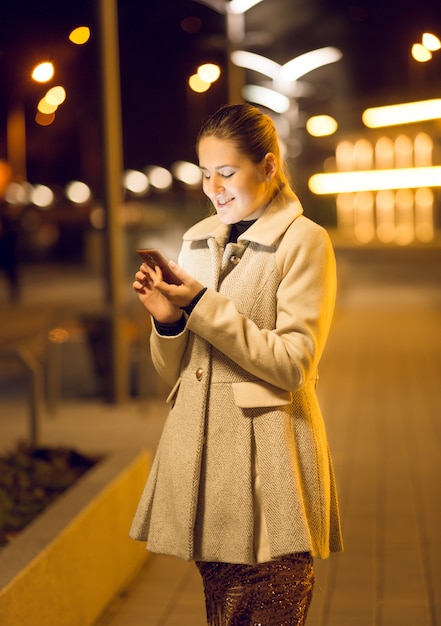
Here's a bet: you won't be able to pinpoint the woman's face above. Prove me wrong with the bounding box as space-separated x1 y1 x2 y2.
198 136 275 224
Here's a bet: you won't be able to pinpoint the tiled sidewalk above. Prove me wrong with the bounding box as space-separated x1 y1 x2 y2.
94 248 441 626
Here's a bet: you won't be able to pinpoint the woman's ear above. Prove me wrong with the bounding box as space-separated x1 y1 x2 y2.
264 153 277 180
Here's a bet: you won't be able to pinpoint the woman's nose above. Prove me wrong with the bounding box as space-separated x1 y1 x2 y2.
205 177 222 195
210 175 224 193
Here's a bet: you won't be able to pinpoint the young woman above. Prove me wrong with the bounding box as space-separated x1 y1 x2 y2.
131 103 343 625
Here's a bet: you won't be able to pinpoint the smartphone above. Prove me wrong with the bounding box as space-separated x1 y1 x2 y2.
136 249 182 285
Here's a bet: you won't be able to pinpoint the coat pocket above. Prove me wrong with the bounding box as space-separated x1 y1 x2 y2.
232 381 292 408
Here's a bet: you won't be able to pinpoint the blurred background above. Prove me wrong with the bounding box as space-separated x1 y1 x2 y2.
1 0 440 408
1 3 441 624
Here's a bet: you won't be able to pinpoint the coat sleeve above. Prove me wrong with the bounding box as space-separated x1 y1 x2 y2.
148 248 190 386
149 324 189 386
185 222 337 391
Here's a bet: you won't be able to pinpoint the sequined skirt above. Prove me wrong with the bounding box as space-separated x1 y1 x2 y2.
196 553 314 626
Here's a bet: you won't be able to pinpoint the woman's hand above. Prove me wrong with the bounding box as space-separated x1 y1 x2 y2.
133 261 204 323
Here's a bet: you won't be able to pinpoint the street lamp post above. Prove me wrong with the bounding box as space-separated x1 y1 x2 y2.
97 0 128 403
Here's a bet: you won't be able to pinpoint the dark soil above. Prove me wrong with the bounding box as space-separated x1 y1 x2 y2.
0 444 98 547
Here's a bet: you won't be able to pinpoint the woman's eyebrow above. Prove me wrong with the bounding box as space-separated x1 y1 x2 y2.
199 164 234 171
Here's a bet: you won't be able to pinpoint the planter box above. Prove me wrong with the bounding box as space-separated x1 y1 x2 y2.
0 449 151 626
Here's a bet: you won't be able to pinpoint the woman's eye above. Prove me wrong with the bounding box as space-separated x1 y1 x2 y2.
221 171 234 178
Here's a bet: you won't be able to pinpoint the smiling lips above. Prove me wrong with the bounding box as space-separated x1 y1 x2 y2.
216 196 234 207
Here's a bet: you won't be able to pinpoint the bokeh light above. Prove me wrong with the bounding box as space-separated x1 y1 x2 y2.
144 166 173 191
197 63 221 83
422 32 441 51
171 161 202 188
35 111 56 126
65 181 92 204
31 62 54 83
123 169 150 195
45 86 66 106
31 184 54 208
188 74 210 93
306 115 338 137
411 43 432 62
37 98 58 114
69 26 90 45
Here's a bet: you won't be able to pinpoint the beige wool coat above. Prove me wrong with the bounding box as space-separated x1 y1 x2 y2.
130 192 343 564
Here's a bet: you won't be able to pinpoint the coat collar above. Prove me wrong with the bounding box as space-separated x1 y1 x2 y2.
183 193 304 248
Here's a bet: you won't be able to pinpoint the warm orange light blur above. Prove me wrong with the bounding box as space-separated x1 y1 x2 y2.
35 111 56 126
353 139 373 170
0 161 12 199
45 86 66 105
362 99 441 127
394 135 413 168
395 189 414 245
353 191 375 243
48 328 70 344
171 161 202 187
375 137 394 169
188 74 210 93
144 166 173 191
414 133 433 167
37 98 57 114
376 190 395 243
306 115 338 137
197 63 221 83
335 141 354 172
32 62 54 83
411 43 432 62
69 26 90 45
65 181 92 204
309 167 441 194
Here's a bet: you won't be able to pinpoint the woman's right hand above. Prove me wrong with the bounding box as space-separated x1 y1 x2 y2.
133 263 182 324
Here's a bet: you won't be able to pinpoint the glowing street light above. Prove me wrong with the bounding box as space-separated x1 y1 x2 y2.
232 47 342 118
69 26 91 45
189 74 211 93
362 99 441 128
306 115 338 137
193 1 263 21
412 43 432 62
198 63 221 83
31 62 55 83
45 86 66 106
411 32 441 62
242 85 290 113
189 63 221 93
308 166 441 195
231 47 343 92
422 32 441 51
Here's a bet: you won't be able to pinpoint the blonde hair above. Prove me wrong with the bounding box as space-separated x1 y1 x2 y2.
196 104 292 193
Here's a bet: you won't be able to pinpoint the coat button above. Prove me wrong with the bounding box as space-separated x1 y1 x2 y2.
195 368 203 380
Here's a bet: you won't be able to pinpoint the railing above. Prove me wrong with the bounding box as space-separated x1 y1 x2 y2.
0 344 45 447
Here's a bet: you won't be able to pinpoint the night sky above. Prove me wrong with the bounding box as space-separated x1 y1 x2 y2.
1 0 440 190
